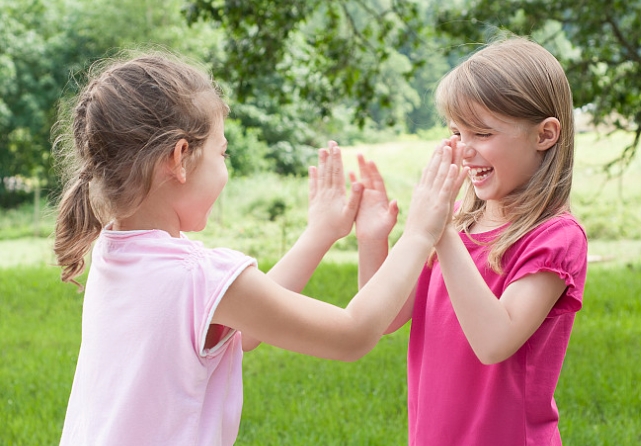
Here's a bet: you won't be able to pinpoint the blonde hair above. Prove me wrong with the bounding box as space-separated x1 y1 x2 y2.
435 37 574 273
53 51 229 286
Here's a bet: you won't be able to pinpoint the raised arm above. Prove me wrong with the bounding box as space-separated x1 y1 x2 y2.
215 144 468 361
349 153 399 290
353 138 465 334
266 141 362 291
242 141 362 350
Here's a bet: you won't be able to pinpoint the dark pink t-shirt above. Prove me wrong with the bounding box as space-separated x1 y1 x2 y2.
408 213 587 446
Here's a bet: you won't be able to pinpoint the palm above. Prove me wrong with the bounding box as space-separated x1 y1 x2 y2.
307 142 362 243
355 189 396 240
351 154 398 242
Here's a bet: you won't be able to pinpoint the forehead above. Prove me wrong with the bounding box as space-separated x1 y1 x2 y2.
448 103 526 133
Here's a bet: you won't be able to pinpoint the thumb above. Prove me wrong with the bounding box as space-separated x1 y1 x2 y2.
345 181 364 216
388 199 399 221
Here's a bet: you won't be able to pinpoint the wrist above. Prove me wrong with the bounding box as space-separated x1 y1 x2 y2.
300 225 340 251
435 225 458 251
398 231 438 251
357 237 389 250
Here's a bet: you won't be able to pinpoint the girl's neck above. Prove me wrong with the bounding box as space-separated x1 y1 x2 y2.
112 203 180 237
470 202 508 234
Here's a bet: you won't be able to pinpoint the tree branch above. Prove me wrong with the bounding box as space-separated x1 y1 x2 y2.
604 13 641 65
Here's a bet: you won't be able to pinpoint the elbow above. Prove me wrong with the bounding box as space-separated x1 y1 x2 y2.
474 345 515 365
477 354 504 366
241 334 262 352
333 334 380 362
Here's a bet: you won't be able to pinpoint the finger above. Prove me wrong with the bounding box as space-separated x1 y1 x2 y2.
308 165 318 201
330 144 345 189
421 145 444 185
367 160 388 195
452 139 464 169
441 162 468 206
388 199 399 220
357 153 373 189
345 181 364 218
436 163 460 204
317 148 329 187
322 141 337 187
450 166 469 206
435 145 454 189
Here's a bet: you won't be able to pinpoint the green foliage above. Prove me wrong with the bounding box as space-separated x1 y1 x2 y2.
0 199 54 240
0 0 452 206
223 119 272 176
433 0 641 174
181 0 449 174
0 0 224 207
183 0 429 126
572 131 641 241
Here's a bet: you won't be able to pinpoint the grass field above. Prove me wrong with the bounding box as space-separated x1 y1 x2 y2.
1 262 640 444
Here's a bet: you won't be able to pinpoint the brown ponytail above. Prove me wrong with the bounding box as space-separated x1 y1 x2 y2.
53 176 101 287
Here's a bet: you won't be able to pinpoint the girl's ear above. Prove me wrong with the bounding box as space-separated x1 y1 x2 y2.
169 139 189 183
536 117 561 151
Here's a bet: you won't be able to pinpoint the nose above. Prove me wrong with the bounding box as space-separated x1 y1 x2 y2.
461 143 476 160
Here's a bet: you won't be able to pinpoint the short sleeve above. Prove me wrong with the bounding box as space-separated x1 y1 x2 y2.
504 216 588 317
190 247 257 357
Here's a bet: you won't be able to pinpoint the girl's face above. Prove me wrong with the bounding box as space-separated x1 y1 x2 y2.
177 115 229 232
451 107 544 208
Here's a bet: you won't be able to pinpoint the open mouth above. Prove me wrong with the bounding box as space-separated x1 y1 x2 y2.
469 167 493 182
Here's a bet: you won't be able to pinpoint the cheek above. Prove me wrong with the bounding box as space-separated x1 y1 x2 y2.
220 166 229 187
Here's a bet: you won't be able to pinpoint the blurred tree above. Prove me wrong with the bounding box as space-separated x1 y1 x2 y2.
183 0 441 174
183 0 430 127
0 0 222 206
0 0 70 205
433 0 641 176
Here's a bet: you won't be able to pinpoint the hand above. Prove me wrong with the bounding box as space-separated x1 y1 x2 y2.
307 141 363 244
443 135 466 216
404 142 468 245
349 153 399 242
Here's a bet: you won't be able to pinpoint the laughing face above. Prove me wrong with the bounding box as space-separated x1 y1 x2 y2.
450 107 545 208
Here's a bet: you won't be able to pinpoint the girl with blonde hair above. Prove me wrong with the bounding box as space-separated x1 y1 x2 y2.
355 37 588 444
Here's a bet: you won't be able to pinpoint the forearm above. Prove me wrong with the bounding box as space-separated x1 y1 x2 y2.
357 238 388 289
266 227 335 293
243 227 334 352
436 227 515 363
344 232 435 356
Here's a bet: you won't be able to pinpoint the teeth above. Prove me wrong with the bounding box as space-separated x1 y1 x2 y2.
469 167 493 180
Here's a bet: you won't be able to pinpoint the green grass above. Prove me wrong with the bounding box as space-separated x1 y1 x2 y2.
1 262 640 444
238 263 409 445
555 262 641 445
0 266 83 445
